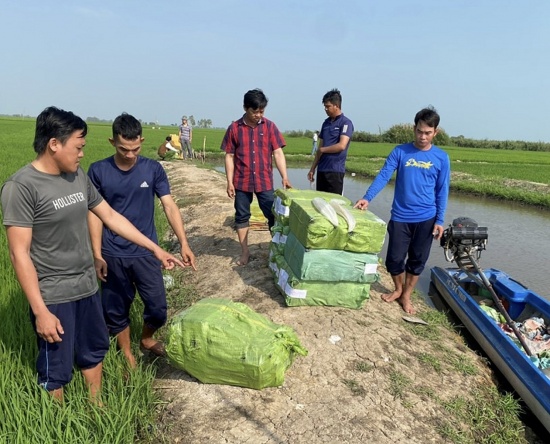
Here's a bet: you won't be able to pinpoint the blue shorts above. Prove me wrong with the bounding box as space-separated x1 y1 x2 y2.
385 218 436 276
31 292 109 391
234 189 275 230
101 255 167 335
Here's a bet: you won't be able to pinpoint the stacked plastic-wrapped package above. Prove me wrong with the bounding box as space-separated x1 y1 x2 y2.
269 189 387 309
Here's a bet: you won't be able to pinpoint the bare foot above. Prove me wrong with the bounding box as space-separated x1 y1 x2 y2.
399 298 416 315
140 341 166 357
236 251 250 266
381 290 401 303
123 351 137 369
90 395 105 408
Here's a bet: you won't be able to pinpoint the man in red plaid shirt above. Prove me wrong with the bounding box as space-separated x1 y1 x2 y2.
222 88 292 266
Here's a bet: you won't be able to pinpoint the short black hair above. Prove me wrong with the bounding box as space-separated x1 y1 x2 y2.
33 106 87 154
322 88 342 108
112 113 142 140
414 106 440 129
243 88 268 110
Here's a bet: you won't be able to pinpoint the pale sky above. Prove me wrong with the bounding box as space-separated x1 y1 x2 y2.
1 0 549 141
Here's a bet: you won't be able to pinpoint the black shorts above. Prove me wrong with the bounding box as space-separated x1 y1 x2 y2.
316 171 345 195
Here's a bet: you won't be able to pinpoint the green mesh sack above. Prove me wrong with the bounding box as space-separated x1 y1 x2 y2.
273 188 352 226
289 199 387 253
166 298 308 389
269 253 371 309
283 232 380 283
270 221 291 254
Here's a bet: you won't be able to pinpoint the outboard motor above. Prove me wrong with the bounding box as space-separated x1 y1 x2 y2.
438 217 534 355
440 217 488 264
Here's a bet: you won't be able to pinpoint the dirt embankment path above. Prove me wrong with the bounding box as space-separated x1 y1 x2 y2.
153 161 501 444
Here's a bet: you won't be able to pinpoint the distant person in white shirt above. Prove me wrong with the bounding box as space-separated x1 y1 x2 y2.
311 131 319 156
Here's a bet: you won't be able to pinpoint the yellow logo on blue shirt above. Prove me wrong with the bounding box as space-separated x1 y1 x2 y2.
405 158 433 169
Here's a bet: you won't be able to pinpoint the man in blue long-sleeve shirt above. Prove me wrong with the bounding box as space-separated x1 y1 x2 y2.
354 107 450 314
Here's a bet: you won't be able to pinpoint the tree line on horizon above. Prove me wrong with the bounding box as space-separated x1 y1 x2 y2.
286 125 550 152
86 114 214 129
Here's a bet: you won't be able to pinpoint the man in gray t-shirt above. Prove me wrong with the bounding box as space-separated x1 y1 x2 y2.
3 165 102 304
1 106 184 403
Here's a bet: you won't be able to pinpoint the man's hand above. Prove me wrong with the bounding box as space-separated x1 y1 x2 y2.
282 178 292 190
432 224 444 241
180 246 197 271
354 199 369 210
154 248 185 270
307 171 315 183
35 310 64 343
93 257 108 282
226 183 235 199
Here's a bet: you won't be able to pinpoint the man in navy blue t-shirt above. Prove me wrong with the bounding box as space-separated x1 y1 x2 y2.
308 89 354 195
88 113 197 368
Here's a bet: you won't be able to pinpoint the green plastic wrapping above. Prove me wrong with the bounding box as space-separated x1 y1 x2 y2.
289 199 387 253
283 232 380 283
270 221 291 255
272 188 352 226
166 298 308 389
269 253 370 309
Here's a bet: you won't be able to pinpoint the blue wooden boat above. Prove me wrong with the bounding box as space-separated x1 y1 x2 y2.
430 266 550 432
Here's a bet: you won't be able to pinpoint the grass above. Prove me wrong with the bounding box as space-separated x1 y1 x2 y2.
0 338 161 443
341 378 367 396
388 370 413 399
417 352 442 373
438 388 524 443
355 361 374 373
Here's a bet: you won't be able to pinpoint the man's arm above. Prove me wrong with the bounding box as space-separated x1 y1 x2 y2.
90 200 184 269
308 139 323 182
5 226 64 343
318 134 350 154
273 148 292 189
356 147 400 209
433 154 451 240
159 194 197 270
224 152 236 198
87 211 108 282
